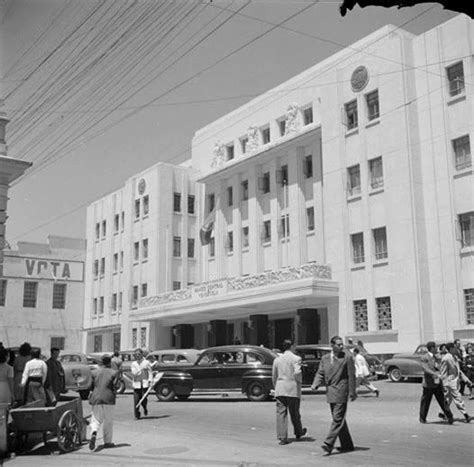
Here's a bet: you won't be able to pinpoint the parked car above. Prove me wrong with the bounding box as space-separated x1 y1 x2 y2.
58 353 93 399
383 345 428 382
294 344 384 386
153 345 277 402
147 349 201 368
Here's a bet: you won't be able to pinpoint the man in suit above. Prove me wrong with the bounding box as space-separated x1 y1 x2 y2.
272 339 307 445
419 341 453 424
311 335 356 456
440 342 472 423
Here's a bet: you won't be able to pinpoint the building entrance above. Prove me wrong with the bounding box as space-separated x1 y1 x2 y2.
273 318 293 350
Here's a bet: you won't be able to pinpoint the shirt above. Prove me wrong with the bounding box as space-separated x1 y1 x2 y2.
131 358 153 388
21 358 48 386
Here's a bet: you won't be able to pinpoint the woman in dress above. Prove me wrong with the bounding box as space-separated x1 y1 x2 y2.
0 348 14 405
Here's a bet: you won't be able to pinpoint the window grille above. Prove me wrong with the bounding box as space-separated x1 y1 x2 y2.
23 282 38 308
354 299 368 332
52 283 67 309
376 296 392 330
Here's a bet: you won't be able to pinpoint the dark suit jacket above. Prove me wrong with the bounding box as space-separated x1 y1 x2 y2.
89 367 118 405
421 352 441 388
312 351 356 403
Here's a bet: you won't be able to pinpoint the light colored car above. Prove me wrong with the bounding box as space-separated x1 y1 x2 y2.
383 345 428 382
58 352 93 399
147 349 200 368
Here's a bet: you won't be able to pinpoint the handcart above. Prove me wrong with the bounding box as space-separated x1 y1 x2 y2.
9 394 87 453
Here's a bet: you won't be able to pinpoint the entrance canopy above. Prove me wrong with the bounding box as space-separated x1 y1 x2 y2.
131 262 338 326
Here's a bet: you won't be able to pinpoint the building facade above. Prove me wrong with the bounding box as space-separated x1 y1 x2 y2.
0 236 85 352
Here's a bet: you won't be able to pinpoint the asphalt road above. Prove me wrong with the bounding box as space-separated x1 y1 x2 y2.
4 379 473 466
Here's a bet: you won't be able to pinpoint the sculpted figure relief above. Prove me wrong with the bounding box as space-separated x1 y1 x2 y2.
211 141 226 168
246 126 259 152
285 103 299 135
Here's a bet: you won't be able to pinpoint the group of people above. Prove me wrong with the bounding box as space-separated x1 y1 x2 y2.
0 342 65 407
419 340 472 424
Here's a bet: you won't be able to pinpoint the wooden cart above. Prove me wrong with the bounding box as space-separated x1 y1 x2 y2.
9 395 86 453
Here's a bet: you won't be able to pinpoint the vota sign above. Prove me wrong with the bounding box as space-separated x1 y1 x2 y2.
14 258 84 281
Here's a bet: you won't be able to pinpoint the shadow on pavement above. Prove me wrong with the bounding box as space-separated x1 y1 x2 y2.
140 415 170 420
94 442 131 452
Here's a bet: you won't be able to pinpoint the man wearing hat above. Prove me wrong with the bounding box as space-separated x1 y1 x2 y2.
88 354 119 451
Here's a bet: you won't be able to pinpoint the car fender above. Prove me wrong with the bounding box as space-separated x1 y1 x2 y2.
154 370 193 395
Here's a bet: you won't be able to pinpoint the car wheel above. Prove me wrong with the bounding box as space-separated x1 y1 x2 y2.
246 382 268 402
388 367 403 382
78 389 90 400
155 382 176 401
176 394 190 401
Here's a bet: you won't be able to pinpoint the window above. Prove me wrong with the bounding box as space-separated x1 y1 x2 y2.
132 329 138 349
459 212 474 247
465 289 474 325
241 137 248 154
452 135 471 170
113 253 118 272
262 220 271 243
304 155 313 178
173 236 181 257
303 106 313 125
114 214 119 232
134 242 139 262
142 239 148 260
259 172 270 193
369 157 384 189
208 193 215 212
373 227 388 260
132 286 139 308
278 119 286 136
261 127 270 144
187 195 195 214
173 192 181 212
242 226 249 248
118 292 123 311
93 260 99 279
141 283 148 298
351 233 365 264
241 180 249 201
209 237 215 257
446 62 464 97
52 283 67 309
113 332 121 352
0 280 7 306
347 164 361 196
280 214 290 238
93 298 98 316
188 238 195 258
226 144 234 161
143 195 149 216
94 335 103 352
366 90 379 121
120 251 124 270
135 199 140 219
376 297 392 330
140 328 146 349
306 207 315 231
354 299 368 331
173 281 181 291
112 293 117 311
344 99 358 130
101 220 106 236
50 337 65 350
121 211 125 231
100 258 105 276
95 223 100 240
226 231 234 253
99 296 104 314
227 186 233 207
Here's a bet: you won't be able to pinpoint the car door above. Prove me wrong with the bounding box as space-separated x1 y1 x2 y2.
188 350 225 390
217 351 248 389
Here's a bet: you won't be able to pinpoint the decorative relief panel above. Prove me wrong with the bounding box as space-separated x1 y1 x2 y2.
285 103 299 135
246 125 259 152
211 141 226 168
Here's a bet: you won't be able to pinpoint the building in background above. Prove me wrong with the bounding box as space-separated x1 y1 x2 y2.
83 162 202 352
130 15 473 353
0 235 85 352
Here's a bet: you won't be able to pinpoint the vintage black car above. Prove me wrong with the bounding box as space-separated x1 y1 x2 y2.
153 345 277 402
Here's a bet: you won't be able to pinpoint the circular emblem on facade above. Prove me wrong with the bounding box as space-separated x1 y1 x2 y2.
138 178 146 195
351 66 369 92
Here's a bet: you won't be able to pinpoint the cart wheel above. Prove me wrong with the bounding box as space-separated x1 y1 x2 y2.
57 410 81 452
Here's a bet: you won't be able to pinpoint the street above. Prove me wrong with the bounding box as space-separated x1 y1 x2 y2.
4 379 473 466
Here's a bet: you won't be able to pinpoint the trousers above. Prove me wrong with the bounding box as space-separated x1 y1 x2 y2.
133 387 148 418
90 404 114 444
443 382 467 416
275 396 304 440
419 385 453 421
324 402 354 450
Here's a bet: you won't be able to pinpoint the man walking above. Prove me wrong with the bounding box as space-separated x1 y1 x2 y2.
353 348 379 397
89 354 118 451
419 341 453 424
440 342 472 423
311 336 356 456
45 347 65 405
131 348 153 419
272 339 307 445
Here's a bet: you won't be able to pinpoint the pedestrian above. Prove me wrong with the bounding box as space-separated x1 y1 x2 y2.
453 339 467 395
20 348 48 405
0 348 14 405
12 342 31 405
45 347 66 405
464 345 474 399
419 341 453 424
131 348 153 419
440 342 472 423
272 339 307 445
352 348 379 397
111 351 122 373
311 335 356 456
89 354 118 451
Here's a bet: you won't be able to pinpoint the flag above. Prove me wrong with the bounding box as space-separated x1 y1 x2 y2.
199 196 219 246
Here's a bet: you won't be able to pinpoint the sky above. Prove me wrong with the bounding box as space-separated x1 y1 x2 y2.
1 0 456 247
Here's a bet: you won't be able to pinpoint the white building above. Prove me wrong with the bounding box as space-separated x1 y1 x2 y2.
0 236 85 352
83 162 202 352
